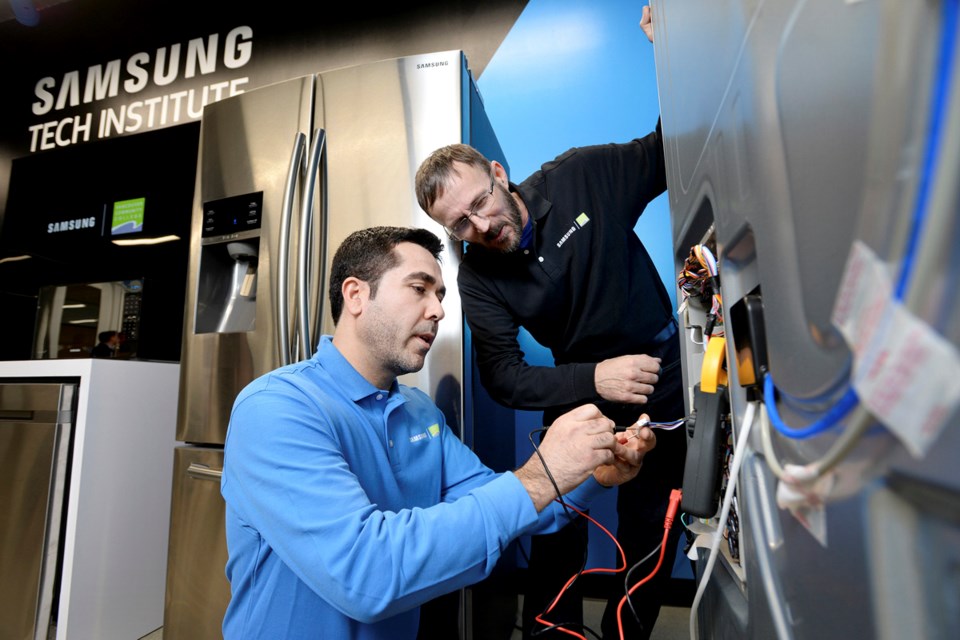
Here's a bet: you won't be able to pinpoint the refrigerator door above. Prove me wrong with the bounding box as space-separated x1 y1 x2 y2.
0 382 75 640
178 77 314 445
314 50 469 426
163 446 230 640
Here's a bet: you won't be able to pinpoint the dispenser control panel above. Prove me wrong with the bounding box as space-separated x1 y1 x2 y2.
202 192 264 239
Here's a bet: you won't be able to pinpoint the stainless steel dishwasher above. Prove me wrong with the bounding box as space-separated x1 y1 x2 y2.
0 381 76 640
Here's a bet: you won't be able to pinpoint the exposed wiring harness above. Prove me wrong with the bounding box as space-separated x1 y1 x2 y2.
678 243 723 342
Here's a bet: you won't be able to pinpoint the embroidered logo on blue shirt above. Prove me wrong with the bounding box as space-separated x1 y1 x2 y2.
556 213 590 249
409 423 441 443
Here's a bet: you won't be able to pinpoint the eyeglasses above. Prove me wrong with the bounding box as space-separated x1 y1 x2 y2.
447 172 496 240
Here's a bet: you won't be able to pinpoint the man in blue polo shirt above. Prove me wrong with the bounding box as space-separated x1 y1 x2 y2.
220 226 655 639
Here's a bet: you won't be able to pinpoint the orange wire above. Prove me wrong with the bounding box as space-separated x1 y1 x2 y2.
533 502 627 639
532 490 683 639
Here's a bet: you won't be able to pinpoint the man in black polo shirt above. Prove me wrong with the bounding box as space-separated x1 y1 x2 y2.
414 14 683 638
416 69 684 640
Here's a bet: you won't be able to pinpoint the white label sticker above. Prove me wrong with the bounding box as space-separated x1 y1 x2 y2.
832 241 960 457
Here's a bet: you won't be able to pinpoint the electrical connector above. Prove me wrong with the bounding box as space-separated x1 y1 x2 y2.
665 488 683 530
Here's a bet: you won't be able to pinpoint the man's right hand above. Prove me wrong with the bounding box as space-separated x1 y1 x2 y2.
514 404 616 511
640 5 654 43
594 354 661 404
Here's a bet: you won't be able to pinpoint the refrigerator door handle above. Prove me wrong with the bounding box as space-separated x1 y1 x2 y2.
277 132 307 366
186 462 224 481
297 128 326 360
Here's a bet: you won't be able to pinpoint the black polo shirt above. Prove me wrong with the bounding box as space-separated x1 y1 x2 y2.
458 125 673 413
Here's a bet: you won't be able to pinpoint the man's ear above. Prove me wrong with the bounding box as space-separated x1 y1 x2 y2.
491 160 510 186
341 277 368 318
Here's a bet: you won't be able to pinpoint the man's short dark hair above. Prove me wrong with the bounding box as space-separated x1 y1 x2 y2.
98 330 117 343
329 226 443 324
415 144 491 214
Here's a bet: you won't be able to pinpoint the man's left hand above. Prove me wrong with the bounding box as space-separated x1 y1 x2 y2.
593 416 656 487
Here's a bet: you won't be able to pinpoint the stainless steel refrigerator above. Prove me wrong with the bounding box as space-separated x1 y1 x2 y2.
164 50 506 639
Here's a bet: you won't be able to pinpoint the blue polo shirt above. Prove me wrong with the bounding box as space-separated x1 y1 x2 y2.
221 335 603 639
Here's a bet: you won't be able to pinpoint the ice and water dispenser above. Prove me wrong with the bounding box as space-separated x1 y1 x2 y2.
195 193 263 334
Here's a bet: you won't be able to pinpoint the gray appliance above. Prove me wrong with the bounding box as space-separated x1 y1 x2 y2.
164 50 507 639
651 0 960 638
0 382 75 640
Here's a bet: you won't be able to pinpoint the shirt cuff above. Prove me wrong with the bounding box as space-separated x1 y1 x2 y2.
573 362 599 401
564 475 607 510
470 472 541 544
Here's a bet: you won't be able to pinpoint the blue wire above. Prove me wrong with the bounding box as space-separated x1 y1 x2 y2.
765 375 859 439
766 0 958 439
896 0 958 299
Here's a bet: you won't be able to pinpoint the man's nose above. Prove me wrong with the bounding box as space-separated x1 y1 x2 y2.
428 296 445 321
470 212 492 234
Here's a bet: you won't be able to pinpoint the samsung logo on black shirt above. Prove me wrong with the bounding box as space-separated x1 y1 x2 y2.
417 61 449 69
48 217 96 233
556 213 591 248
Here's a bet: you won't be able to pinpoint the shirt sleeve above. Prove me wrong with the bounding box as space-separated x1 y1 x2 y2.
459 265 599 411
221 381 593 624
559 120 666 231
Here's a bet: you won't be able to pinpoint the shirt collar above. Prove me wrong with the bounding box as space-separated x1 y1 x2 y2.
513 180 552 225
519 212 534 249
315 335 400 403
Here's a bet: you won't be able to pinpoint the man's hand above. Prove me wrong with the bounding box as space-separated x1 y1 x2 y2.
595 354 661 404
593 415 656 487
640 5 654 43
515 404 616 511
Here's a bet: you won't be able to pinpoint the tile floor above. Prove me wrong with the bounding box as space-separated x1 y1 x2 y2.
140 599 690 639
508 597 690 640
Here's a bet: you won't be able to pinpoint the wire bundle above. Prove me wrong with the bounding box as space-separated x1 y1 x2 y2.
616 418 688 435
678 244 723 340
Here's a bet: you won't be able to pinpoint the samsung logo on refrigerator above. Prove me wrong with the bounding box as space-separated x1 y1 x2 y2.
417 61 449 69
47 217 97 233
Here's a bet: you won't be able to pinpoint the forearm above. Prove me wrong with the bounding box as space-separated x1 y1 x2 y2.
523 475 607 532
479 356 599 411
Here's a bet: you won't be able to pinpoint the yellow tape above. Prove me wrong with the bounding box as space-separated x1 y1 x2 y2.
701 336 727 393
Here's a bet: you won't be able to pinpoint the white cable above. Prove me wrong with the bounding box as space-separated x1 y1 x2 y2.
689 400 758 640
699 245 719 277
759 402 789 480
760 398 874 484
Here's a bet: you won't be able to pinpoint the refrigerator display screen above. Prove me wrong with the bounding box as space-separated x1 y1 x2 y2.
202 192 263 239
